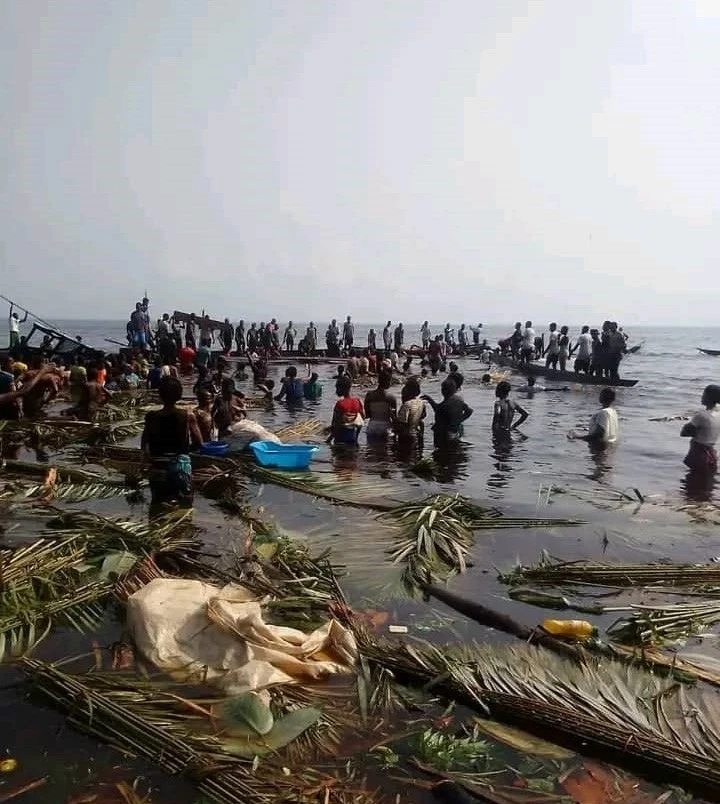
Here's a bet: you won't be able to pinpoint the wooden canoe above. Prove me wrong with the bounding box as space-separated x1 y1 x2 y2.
492 355 638 387
698 347 720 357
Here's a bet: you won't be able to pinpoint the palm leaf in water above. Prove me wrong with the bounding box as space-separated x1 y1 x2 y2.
240 463 408 510
2 480 131 505
343 618 720 795
499 556 720 588
378 494 580 589
273 418 325 442
0 581 110 662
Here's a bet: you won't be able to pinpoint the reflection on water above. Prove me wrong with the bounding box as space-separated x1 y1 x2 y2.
431 440 470 483
487 431 524 497
587 443 616 481
681 470 718 503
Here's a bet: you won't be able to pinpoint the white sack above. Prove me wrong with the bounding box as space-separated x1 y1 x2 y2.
228 419 282 450
126 578 357 695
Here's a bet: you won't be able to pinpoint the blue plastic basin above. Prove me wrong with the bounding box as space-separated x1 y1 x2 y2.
249 441 319 470
199 441 230 457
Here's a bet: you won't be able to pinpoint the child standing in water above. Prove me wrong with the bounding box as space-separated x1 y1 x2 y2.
681 384 720 475
492 381 529 433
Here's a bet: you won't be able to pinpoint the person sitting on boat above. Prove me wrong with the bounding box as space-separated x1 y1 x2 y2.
681 385 720 475
142 376 202 510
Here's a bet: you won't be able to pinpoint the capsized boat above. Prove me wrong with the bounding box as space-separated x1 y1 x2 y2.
492 355 638 387
698 347 720 357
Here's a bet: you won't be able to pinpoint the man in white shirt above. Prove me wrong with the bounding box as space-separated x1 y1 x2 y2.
520 320 536 365
573 326 593 374
8 304 28 349
569 387 619 447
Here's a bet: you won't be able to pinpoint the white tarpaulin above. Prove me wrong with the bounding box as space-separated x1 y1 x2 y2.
228 419 281 450
127 578 357 694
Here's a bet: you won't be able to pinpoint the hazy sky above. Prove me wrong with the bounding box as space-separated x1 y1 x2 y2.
2 0 719 324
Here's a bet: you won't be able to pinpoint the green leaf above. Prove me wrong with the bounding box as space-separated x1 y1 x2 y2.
473 717 574 759
98 550 138 580
220 707 322 757
217 692 275 736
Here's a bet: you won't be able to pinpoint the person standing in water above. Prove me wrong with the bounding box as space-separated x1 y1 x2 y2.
329 375 365 445
141 376 202 510
422 377 473 446
367 328 377 350
568 387 619 447
681 385 720 475
492 381 529 433
364 369 397 439
421 321 431 350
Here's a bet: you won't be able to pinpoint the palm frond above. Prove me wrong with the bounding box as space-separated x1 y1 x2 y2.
2 480 131 505
0 581 110 662
0 537 89 590
273 418 325 442
1 459 109 484
500 556 720 588
239 462 408 510
19 659 336 803
607 600 720 646
341 617 720 797
44 509 198 554
377 495 580 590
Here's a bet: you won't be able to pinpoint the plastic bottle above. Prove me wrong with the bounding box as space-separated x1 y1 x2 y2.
541 619 596 640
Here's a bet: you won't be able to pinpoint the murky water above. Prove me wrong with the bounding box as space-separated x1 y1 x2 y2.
2 321 719 801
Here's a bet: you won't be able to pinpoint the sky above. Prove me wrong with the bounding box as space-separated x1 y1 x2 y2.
1 0 719 325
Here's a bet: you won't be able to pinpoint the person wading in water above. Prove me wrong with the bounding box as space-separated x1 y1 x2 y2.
681 385 720 476
141 376 202 511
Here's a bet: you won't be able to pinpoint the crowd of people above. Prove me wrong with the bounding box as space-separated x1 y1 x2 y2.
497 320 631 379
2 300 717 511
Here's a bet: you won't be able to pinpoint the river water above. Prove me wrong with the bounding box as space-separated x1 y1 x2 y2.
5 319 716 802
56 320 720 507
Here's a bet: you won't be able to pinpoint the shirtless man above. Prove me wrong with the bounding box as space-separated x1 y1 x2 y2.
193 389 214 442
